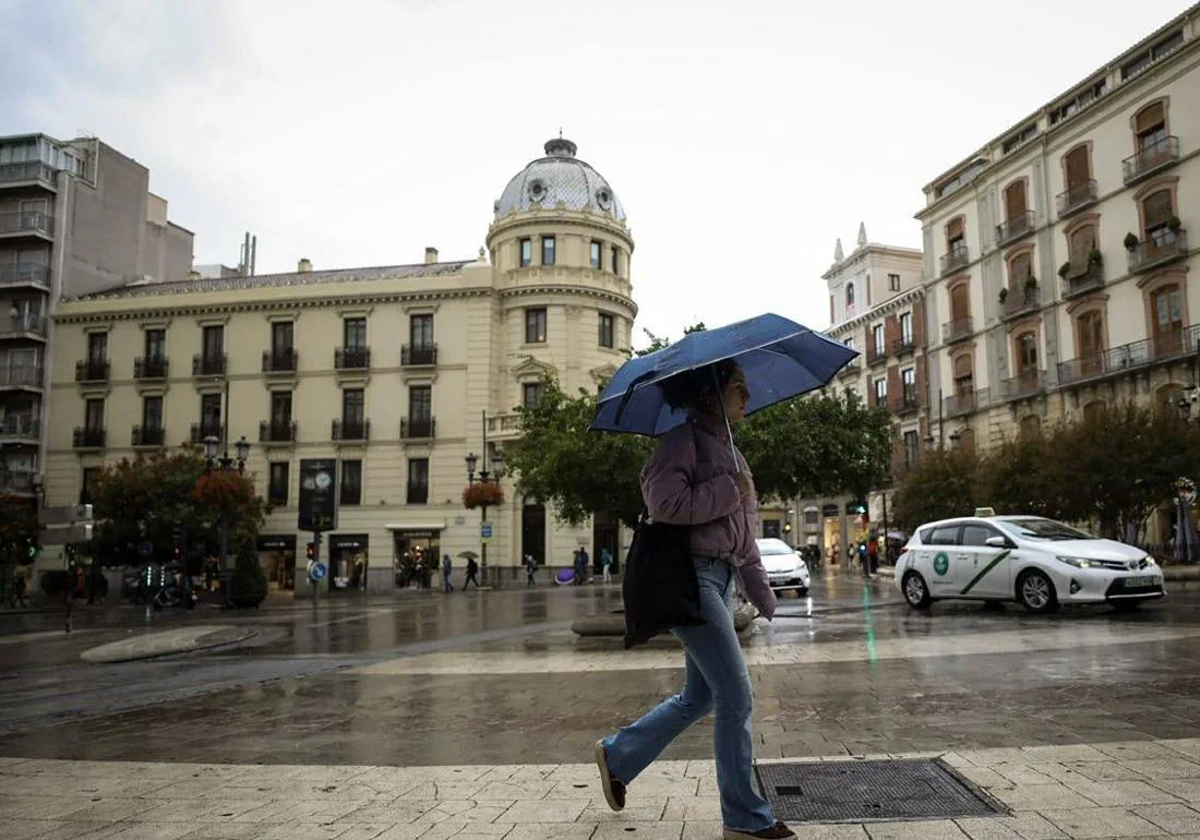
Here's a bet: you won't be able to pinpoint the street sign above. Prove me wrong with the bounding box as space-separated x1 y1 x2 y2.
480 522 493 542
308 561 327 581
298 459 338 532
39 522 93 546
38 504 93 527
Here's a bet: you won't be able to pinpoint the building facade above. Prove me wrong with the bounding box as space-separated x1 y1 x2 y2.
0 135 192 504
42 138 637 594
919 6 1200 465
799 227 926 560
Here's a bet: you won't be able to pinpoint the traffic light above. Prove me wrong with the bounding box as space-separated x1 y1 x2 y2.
306 542 315 560
783 522 793 535
26 538 37 561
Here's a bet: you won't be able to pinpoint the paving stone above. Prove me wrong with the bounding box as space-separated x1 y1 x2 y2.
499 800 588 824
592 821 684 840
790 827 869 840
1132 803 1200 834
992 765 1057 786
504 824 597 840
864 821 969 839
1040 807 1165 839
1118 758 1200 779
989 785 1099 810
1059 779 1182 807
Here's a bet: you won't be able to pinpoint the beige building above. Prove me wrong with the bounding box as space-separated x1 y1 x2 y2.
0 134 192 504
42 137 637 594
798 226 926 559
919 4 1200 475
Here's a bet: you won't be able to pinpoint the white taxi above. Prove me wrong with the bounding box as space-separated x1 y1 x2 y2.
896 513 1164 613
756 538 810 596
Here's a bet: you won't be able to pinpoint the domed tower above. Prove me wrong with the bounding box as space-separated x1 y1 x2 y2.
487 138 636 568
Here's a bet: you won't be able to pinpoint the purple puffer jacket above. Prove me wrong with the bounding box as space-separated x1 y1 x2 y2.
639 413 777 619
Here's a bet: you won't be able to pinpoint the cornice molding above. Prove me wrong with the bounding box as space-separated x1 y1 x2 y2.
829 288 925 336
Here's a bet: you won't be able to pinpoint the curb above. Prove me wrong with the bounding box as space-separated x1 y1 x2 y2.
80 625 257 663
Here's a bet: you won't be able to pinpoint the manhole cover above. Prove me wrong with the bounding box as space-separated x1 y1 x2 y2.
755 758 1007 823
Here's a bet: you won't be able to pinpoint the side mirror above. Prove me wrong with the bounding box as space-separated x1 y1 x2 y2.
985 536 1009 548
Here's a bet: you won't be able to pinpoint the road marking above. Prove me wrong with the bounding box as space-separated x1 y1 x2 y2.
960 550 1011 595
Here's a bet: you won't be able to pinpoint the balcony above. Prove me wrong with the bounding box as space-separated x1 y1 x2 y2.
1061 262 1104 300
0 470 35 495
0 365 43 390
1128 229 1188 274
134 356 169 380
189 422 224 444
837 359 862 379
73 427 106 449
1122 136 1179 184
1001 371 1044 400
402 344 438 367
889 336 917 357
0 211 54 239
1 314 47 340
1002 286 1041 320
1056 180 1098 217
407 483 429 505
262 348 298 374
0 161 57 189
401 417 436 440
940 245 969 277
995 211 1035 247
941 317 973 344
1057 324 1200 387
944 390 979 419
897 392 920 415
0 262 51 291
866 344 888 367
335 347 370 370
74 359 110 383
260 420 297 444
192 352 226 377
485 412 522 442
131 425 165 448
332 419 370 441
0 415 39 443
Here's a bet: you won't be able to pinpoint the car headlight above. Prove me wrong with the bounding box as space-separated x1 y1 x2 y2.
1144 556 1157 567
1056 555 1097 569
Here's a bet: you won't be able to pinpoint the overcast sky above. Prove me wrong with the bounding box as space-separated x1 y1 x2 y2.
0 0 1191 345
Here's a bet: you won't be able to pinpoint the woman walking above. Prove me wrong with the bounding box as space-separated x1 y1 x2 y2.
594 361 794 840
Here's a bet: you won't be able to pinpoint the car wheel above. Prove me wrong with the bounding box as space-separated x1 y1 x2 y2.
1016 569 1058 614
902 571 931 609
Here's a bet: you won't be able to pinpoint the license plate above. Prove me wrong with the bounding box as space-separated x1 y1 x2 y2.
1124 575 1155 587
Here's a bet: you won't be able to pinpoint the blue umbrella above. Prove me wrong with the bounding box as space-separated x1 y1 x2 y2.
589 313 858 439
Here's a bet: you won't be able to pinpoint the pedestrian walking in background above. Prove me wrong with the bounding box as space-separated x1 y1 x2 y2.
442 554 453 593
464 556 480 589
594 360 795 840
579 546 591 584
600 546 613 584
572 547 584 585
525 553 537 587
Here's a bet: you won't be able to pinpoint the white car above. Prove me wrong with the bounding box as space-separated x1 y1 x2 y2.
896 515 1165 613
756 538 811 596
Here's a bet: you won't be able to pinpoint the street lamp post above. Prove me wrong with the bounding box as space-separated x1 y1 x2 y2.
203 435 250 588
465 442 505 589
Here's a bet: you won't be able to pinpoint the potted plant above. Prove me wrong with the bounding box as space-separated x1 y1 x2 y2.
1058 262 1071 279
1124 232 1140 251
462 482 505 509
1088 248 1103 266
998 287 1009 305
1166 215 1182 233
1024 274 1038 290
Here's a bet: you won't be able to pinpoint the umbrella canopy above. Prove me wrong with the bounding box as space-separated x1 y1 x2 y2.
456 550 480 560
589 313 857 437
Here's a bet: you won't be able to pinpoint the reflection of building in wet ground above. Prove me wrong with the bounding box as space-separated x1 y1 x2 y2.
40 137 640 595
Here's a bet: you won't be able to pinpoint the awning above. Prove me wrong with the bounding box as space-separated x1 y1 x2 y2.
386 522 446 531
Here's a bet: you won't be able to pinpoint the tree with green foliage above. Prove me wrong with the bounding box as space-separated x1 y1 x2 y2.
0 494 38 567
891 448 986 531
228 540 268 607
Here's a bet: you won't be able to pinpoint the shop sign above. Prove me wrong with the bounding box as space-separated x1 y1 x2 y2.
257 535 297 552
329 534 369 551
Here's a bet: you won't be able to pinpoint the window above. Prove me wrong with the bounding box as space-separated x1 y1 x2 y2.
525 308 547 343
902 368 916 405
899 312 913 345
598 313 615 349
1003 180 1027 222
343 317 366 349
1077 311 1105 369
903 430 919 469
268 462 289 506
872 324 885 355
611 245 619 275
924 525 961 546
873 377 886 407
340 459 362 506
1008 251 1032 288
888 273 900 292
409 385 432 421
541 235 556 266
271 322 293 355
961 524 1002 547
845 284 855 308
343 388 364 425
142 395 163 429
946 217 965 254
410 314 433 350
84 398 104 431
1142 189 1175 243
1015 332 1039 375
81 467 100 504
1151 285 1184 354
87 332 107 364
1068 224 1097 268
271 391 293 426
519 238 532 267
523 382 544 409
1064 145 1091 188
407 458 429 504
1135 102 1167 150
202 325 223 359
844 337 856 352
953 353 974 394
200 393 222 433
144 328 165 360
590 241 602 269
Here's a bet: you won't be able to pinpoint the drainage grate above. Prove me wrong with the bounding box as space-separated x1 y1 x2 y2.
755 758 1008 824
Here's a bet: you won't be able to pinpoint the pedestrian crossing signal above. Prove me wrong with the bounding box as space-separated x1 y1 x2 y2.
306 542 315 559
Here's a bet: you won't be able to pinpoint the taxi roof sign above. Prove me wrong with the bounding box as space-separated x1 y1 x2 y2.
974 507 997 517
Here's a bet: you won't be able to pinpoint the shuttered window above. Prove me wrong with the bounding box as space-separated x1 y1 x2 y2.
1065 146 1090 187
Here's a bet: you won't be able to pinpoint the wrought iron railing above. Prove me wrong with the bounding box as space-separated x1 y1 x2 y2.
189 422 224 444
996 211 1035 246
941 317 973 344
335 347 371 369
1122 136 1179 183
260 420 298 443
134 356 169 379
940 245 969 276
1057 324 1200 387
74 359 110 382
192 352 227 376
1003 286 1041 319
401 344 438 366
1128 229 1188 273
1001 371 1044 400
1062 263 1104 298
401 417 436 439
73 427 106 448
332 419 370 441
1056 180 1098 216
262 348 298 373
131 425 165 447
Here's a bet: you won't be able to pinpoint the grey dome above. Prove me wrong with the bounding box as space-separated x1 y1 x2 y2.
494 138 626 221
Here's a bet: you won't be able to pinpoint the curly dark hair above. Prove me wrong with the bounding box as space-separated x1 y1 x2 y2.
659 359 740 412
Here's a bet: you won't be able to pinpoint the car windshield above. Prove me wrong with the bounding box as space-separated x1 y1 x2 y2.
999 518 1093 541
757 541 794 555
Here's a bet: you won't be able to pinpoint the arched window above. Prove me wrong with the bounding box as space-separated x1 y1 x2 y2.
1142 189 1175 243
845 283 855 308
952 352 974 394
946 217 965 254
1151 284 1183 356
1015 331 1038 376
1064 145 1091 189
1076 310 1105 373
1135 101 1167 150
1003 181 1027 223
1068 224 1097 269
1008 251 1033 289
950 283 970 322
1019 415 1041 439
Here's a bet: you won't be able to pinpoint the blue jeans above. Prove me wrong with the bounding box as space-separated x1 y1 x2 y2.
601 557 775 832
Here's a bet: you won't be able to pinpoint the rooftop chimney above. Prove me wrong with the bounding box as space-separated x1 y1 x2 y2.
298 258 312 273
424 247 438 265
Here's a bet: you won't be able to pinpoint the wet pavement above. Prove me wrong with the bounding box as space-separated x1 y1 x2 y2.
1 566 1199 772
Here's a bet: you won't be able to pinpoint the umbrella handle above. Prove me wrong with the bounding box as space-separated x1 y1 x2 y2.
712 367 738 463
